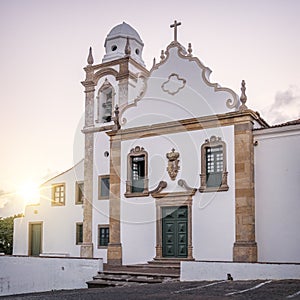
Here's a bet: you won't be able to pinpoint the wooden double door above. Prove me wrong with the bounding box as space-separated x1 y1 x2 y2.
162 206 188 258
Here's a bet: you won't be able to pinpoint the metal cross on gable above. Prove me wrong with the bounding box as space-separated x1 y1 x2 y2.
170 20 181 42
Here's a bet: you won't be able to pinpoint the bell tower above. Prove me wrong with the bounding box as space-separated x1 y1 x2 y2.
80 22 149 260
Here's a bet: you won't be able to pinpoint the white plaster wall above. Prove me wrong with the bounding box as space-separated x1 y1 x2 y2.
94 131 110 176
13 160 84 257
93 131 111 261
120 125 235 264
122 45 239 129
13 216 29 255
0 256 102 296
121 198 156 265
192 126 235 261
93 200 109 262
181 261 300 281
254 126 300 263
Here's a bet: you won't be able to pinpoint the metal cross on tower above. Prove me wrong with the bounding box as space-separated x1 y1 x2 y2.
170 20 181 42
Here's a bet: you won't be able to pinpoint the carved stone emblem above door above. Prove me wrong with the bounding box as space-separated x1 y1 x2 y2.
166 148 180 181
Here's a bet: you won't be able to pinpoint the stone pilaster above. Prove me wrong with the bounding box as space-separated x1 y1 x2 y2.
155 204 163 259
233 122 257 262
81 68 96 258
118 79 129 107
117 58 129 107
81 132 94 257
187 203 193 259
107 134 122 265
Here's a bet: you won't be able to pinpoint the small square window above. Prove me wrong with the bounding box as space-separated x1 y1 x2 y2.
76 223 83 245
98 175 110 199
75 182 84 204
52 184 65 206
98 225 109 248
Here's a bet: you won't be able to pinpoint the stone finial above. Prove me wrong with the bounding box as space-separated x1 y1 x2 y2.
112 105 121 131
87 47 94 65
125 37 131 55
160 50 165 60
152 57 156 68
187 43 192 56
239 80 248 111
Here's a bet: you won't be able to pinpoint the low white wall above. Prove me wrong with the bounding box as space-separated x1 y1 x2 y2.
0 256 103 296
181 261 300 281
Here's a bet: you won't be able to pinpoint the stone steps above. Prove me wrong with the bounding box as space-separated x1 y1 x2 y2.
87 265 180 288
148 259 182 268
104 263 180 273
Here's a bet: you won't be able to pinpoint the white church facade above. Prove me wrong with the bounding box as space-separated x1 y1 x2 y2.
13 21 300 266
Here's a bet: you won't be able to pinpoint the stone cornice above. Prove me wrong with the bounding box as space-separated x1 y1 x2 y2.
116 71 138 82
107 109 269 140
93 68 119 82
85 56 149 86
90 56 149 76
152 190 196 199
82 124 114 134
81 80 96 90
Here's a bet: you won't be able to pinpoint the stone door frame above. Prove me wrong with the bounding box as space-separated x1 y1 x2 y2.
152 191 194 260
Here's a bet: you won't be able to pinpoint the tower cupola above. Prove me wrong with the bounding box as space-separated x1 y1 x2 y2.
102 22 145 67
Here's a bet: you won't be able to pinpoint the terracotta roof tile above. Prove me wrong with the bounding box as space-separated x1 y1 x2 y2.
270 118 300 128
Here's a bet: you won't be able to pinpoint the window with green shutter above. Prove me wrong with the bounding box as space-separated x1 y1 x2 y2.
200 136 229 193
98 225 109 248
125 146 149 197
76 223 83 245
131 155 145 193
206 146 223 187
98 175 110 199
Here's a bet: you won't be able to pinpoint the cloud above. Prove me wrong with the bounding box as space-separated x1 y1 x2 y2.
0 190 23 218
262 85 300 125
0 190 9 209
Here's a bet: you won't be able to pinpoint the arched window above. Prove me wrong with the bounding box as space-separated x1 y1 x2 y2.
125 146 149 197
200 136 229 192
96 79 114 123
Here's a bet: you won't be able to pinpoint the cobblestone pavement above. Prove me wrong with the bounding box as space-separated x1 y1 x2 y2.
1 280 300 300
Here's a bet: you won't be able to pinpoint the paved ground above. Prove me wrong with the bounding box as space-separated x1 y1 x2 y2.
1 280 300 300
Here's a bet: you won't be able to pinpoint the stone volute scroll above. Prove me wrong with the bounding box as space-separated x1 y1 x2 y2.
178 179 197 195
166 148 180 181
149 181 167 195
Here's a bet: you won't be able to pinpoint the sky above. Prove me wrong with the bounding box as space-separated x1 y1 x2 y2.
0 0 299 217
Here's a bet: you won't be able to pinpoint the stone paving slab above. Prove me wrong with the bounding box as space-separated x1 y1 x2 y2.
1 280 300 300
